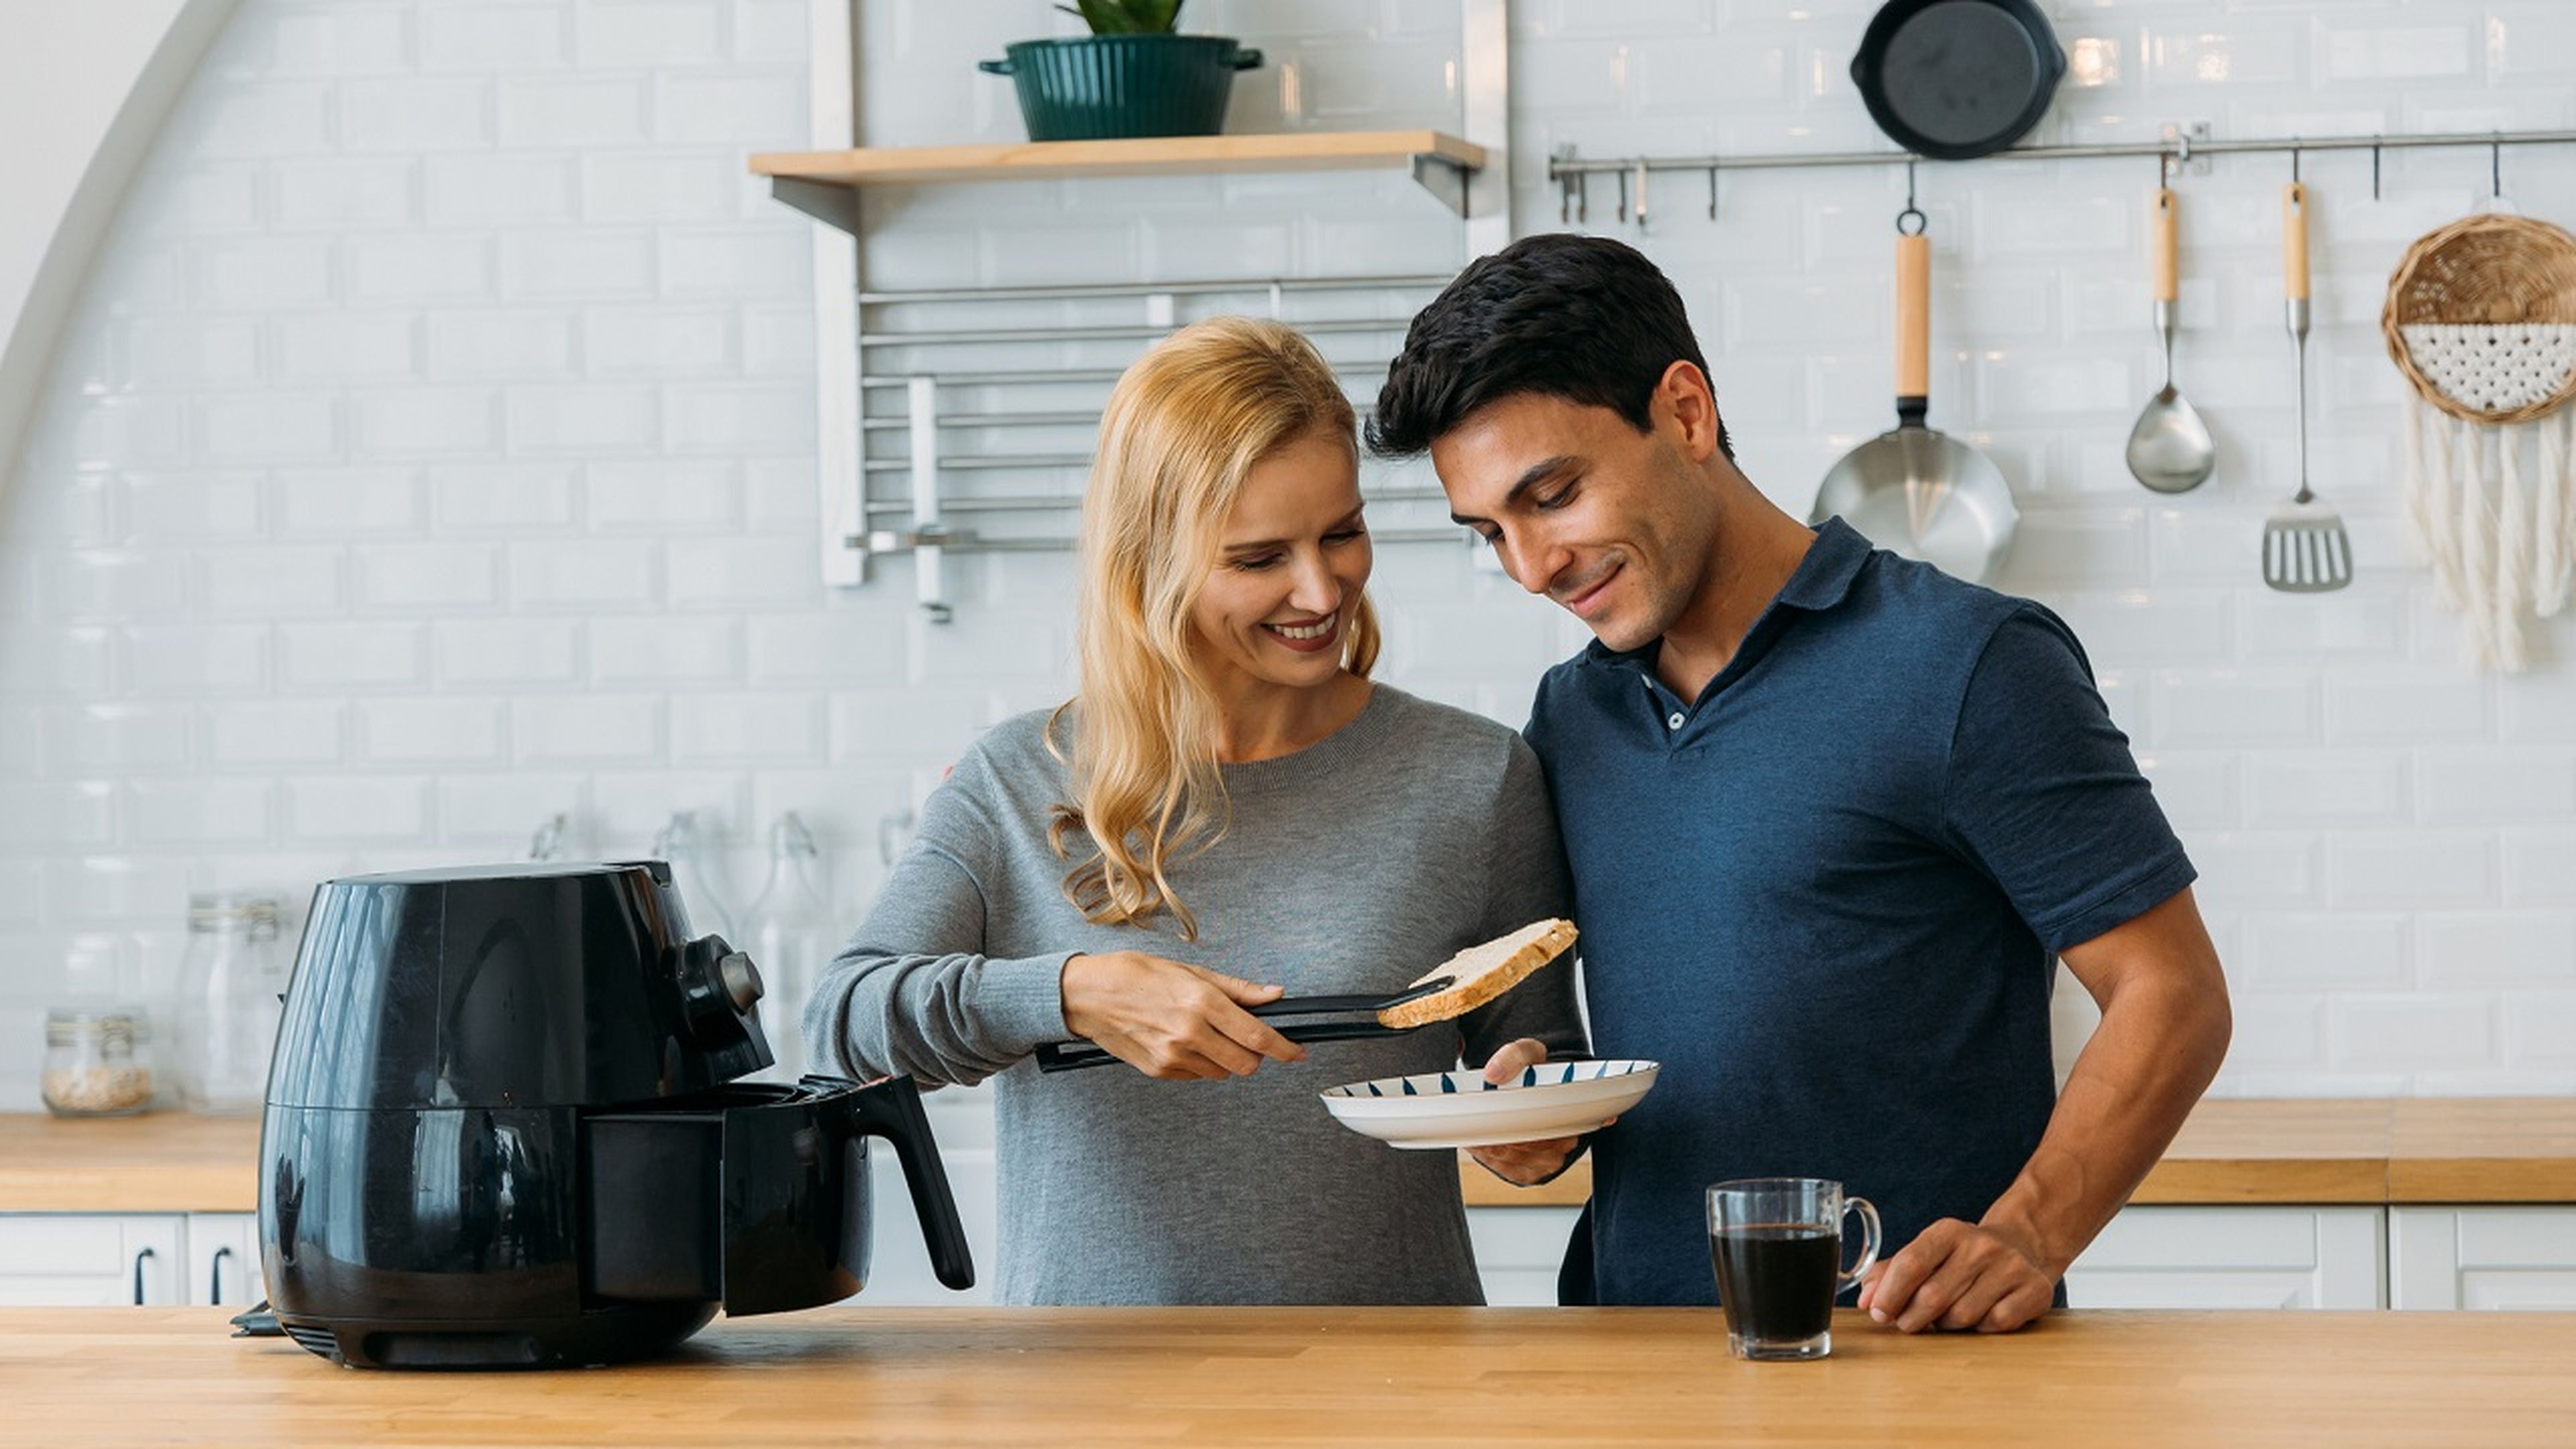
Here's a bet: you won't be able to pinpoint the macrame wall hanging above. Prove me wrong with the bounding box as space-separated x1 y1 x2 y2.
2382 212 2576 672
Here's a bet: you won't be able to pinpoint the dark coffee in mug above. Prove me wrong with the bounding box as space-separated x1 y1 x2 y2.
1703 1178 1880 1360
1709 1225 1839 1344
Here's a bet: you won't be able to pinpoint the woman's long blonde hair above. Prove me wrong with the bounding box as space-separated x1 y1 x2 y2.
1046 316 1381 938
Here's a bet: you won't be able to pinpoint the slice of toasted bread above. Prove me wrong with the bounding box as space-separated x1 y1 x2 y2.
1376 918 1578 1030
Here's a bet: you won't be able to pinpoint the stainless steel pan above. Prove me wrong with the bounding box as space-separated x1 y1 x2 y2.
1811 219 2019 583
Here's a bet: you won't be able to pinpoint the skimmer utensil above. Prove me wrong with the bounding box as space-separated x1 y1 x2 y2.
2265 180 2353 592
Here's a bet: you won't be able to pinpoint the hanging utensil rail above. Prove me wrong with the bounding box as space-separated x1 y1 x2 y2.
1546 126 2576 179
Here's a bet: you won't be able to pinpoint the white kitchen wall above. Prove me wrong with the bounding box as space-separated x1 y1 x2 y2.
0 0 2571 1108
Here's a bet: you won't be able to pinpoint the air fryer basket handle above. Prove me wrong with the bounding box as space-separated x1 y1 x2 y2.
847 1075 976 1291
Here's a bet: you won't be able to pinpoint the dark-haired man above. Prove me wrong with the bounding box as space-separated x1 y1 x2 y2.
1370 233 2230 1333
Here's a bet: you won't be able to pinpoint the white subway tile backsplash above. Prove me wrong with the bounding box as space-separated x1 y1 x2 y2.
425 156 581 229
514 694 664 763
582 308 733 376
498 76 648 146
582 153 740 224
356 696 507 765
421 5 571 72
437 771 587 844
2502 831 2576 907
340 76 492 152
590 614 741 684
285 774 431 841
2418 913 2576 989
2507 991 2576 1067
279 621 430 688
509 539 658 609
0 782 116 849
355 388 503 455
206 698 345 767
573 1 727 68
358 543 502 610
45 704 191 774
2328 830 2498 910
198 546 347 616
499 231 657 299
672 692 824 764
429 464 578 533
273 311 421 382
118 471 266 545
2333 994 2498 1071
274 468 423 536
2416 749 2576 824
197 392 339 461
434 616 580 687
2 0 2571 1097
504 384 659 453
347 233 496 303
126 777 274 847
274 157 423 231
121 624 266 694
2246 751 2409 828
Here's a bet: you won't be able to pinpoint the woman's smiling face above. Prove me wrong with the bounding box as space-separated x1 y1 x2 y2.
1189 429 1373 698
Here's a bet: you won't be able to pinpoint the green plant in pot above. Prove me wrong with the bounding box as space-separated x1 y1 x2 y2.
979 1 1265 142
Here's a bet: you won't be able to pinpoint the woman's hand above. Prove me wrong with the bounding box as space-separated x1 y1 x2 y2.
1466 1036 1594 1185
1059 951 1311 1080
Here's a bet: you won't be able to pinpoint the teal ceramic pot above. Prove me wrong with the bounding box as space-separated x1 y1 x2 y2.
978 35 1265 142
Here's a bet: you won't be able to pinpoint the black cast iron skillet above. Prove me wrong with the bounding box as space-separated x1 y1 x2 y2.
1850 0 2065 161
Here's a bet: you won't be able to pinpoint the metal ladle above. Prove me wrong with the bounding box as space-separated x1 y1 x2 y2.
2125 186 2216 493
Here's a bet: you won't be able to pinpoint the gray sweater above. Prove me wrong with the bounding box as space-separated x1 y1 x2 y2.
807 683 1587 1305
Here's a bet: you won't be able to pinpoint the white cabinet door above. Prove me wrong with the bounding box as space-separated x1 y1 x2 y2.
2065 1206 2386 1309
1466 1206 1582 1307
2391 1208 2576 1310
0 1215 187 1306
185 1212 262 1307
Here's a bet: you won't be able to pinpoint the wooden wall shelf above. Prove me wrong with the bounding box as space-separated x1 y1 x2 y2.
749 129 1487 233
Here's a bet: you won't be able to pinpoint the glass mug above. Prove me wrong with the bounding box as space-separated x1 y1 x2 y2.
1706 1177 1882 1360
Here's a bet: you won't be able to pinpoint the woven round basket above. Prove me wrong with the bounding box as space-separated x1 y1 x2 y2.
2381 213 2576 425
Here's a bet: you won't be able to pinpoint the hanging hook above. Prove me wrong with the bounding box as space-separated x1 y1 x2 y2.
1896 158 1925 235
2157 150 2171 189
2492 131 2504 201
1615 164 1630 225
2371 136 2382 201
1577 170 1589 224
2291 142 2302 184
1707 164 1719 221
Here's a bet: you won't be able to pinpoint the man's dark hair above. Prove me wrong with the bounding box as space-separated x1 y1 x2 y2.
1366 233 1729 461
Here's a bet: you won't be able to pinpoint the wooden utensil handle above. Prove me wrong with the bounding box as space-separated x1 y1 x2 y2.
1896 231 1929 402
2151 187 2178 303
2283 182 2309 301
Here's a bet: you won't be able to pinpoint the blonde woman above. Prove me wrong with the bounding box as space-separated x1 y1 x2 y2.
807 317 1587 1306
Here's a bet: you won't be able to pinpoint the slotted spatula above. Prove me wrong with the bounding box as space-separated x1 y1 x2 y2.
2264 180 2353 593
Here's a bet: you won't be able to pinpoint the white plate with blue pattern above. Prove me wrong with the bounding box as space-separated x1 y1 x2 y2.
1319 1059 1659 1150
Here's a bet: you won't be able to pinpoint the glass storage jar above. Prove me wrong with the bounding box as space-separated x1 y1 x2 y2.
176 892 290 1114
42 1006 158 1117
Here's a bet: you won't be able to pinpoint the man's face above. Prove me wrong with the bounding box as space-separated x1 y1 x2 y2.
1431 388 1721 654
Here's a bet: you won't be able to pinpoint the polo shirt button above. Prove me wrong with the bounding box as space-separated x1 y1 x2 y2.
1666 711 1685 730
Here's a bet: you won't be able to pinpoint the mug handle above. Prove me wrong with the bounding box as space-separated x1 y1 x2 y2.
1836 1195 1883 1291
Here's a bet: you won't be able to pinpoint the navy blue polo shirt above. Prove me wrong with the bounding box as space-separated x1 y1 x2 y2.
1526 517 2196 1307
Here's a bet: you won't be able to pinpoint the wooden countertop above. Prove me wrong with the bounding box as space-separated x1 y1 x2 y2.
1458 1096 2576 1208
9 1306 2575 1447
7 1097 2573 1216
0 1112 260 1212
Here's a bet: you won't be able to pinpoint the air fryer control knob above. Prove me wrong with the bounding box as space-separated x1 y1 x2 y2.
718 951 764 1012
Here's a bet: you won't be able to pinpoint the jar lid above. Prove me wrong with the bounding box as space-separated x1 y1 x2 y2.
189 892 284 930
46 1004 151 1042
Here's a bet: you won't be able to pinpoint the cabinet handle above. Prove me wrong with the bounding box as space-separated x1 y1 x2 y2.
131 1246 157 1305
209 1246 234 1303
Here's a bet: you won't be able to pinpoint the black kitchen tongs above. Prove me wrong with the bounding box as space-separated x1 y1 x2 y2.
1032 981 1450 1073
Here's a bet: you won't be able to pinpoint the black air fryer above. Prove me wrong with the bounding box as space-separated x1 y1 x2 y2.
258 861 973 1369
